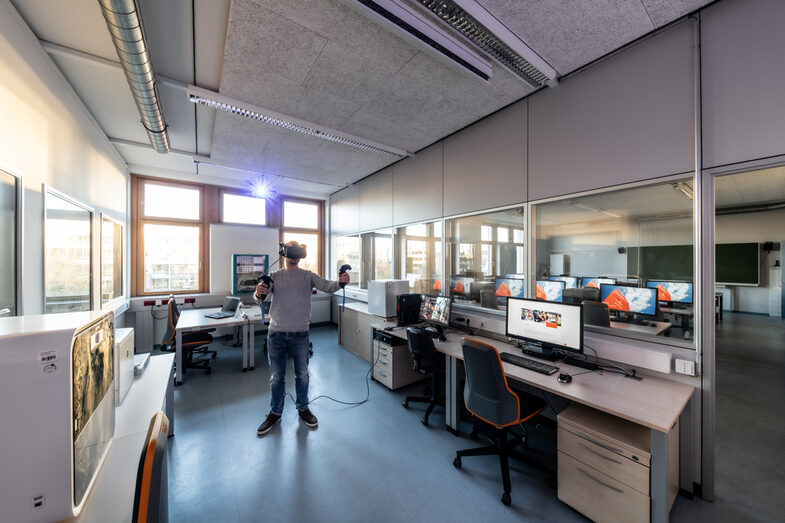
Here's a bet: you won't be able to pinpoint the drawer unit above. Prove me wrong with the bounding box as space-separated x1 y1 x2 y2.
372 330 424 390
557 404 679 523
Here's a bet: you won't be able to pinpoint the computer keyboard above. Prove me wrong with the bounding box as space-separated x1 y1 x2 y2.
500 352 559 375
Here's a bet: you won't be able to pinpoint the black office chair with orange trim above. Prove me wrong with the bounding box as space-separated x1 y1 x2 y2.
161 297 215 375
453 338 548 506
133 411 169 523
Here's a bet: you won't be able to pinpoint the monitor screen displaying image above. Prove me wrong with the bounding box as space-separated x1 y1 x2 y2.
581 277 616 289
536 280 564 302
449 276 475 296
505 297 583 354
601 285 658 316
550 276 578 289
494 277 525 298
646 281 694 304
419 294 451 327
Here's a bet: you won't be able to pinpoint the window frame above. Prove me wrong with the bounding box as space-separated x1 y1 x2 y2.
100 213 125 308
280 196 324 276
0 167 22 317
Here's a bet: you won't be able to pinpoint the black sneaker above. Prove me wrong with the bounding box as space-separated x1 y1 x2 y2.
298 408 318 428
256 412 281 435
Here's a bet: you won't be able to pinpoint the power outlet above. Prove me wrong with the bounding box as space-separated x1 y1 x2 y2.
184 297 196 304
675 359 695 376
143 300 156 306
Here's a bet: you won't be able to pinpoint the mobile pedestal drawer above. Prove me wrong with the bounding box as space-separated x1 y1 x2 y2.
557 404 678 523
372 330 424 390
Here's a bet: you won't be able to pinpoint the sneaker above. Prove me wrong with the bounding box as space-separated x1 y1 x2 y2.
256 412 281 436
298 408 318 428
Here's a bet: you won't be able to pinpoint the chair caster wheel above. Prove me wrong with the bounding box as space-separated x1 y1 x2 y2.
402 401 409 409
501 492 511 506
421 418 428 426
453 457 461 469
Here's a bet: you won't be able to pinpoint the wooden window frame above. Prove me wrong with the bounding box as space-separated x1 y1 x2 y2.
280 197 324 276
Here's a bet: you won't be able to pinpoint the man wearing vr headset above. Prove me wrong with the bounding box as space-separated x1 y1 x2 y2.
254 240 350 435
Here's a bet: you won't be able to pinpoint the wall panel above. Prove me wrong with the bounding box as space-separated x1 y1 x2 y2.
359 167 392 231
392 142 442 225
329 184 359 236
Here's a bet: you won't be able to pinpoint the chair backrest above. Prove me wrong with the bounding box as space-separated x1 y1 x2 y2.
461 338 520 427
161 298 178 347
582 300 610 327
133 410 169 523
406 327 443 372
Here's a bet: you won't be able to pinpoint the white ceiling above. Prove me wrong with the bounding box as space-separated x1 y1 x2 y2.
11 0 714 198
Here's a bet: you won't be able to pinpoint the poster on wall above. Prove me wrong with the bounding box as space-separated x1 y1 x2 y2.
232 254 269 294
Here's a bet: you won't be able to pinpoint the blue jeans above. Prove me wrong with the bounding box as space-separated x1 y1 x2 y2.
267 331 310 415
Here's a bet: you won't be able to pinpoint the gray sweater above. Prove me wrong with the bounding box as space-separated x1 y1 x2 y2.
255 268 341 332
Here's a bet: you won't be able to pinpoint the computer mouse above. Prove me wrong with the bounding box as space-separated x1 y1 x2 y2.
557 373 572 384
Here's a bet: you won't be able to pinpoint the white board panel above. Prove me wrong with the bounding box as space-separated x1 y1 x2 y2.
209 224 279 293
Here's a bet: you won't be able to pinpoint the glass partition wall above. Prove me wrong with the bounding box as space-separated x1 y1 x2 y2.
533 179 695 345
397 221 442 295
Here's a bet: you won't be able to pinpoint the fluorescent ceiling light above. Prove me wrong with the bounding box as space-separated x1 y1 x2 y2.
569 201 621 218
415 0 558 88
187 85 410 159
192 155 348 188
347 0 493 81
672 181 694 200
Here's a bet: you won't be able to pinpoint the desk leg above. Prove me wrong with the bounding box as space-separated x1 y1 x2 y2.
651 428 669 523
248 323 254 370
166 361 175 436
445 355 460 435
242 325 249 371
175 330 183 385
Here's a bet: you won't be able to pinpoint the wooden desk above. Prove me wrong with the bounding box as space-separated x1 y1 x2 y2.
434 333 693 523
610 319 672 336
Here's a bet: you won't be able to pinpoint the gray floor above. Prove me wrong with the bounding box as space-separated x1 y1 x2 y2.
168 320 784 522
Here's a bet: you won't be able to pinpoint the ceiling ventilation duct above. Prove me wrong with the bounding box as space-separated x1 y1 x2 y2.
98 0 170 153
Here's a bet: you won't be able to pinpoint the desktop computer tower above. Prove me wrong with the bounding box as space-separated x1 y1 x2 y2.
0 310 115 522
396 293 422 326
368 280 409 318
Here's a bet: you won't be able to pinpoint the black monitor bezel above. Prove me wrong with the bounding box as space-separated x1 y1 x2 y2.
505 297 584 355
599 284 659 318
645 280 694 305
418 294 451 328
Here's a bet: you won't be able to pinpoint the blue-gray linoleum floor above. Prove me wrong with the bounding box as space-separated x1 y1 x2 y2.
167 317 784 522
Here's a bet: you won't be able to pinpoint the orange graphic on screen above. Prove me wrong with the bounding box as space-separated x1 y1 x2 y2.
536 284 546 300
496 282 511 296
433 279 441 291
656 284 671 301
586 280 600 289
603 288 630 311
454 280 465 293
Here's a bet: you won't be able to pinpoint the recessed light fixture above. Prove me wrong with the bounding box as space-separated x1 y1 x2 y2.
187 85 410 159
672 181 694 200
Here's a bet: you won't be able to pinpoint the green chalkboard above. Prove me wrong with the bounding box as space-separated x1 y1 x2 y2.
627 243 759 285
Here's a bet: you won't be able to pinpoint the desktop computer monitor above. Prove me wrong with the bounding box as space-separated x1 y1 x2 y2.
536 280 565 302
505 297 583 355
581 277 616 289
550 276 578 289
600 284 658 316
646 281 693 305
449 275 475 298
419 294 451 327
494 277 525 298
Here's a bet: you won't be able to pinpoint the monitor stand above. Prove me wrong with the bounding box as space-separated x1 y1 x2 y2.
518 342 560 361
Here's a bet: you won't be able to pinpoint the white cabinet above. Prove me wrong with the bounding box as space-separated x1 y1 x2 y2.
371 330 423 390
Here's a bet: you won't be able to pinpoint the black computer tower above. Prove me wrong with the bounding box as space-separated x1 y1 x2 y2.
396 293 422 326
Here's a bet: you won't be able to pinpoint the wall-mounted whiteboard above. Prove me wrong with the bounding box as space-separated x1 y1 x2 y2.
209 224 279 293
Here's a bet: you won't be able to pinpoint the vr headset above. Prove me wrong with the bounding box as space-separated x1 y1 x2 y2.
279 242 307 260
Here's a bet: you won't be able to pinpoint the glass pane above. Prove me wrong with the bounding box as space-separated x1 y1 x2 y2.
374 236 393 280
0 171 16 316
283 201 318 229
223 193 266 225
143 183 200 220
283 232 319 274
101 218 123 304
447 206 525 310
46 193 91 313
335 235 360 286
144 224 200 292
399 219 443 295
514 229 523 243
534 179 694 345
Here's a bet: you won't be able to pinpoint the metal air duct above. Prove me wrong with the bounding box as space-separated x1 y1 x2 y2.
98 0 170 153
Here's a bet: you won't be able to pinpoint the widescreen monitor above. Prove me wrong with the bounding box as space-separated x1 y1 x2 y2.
494 277 525 298
418 294 451 327
505 297 583 354
449 275 475 297
646 281 694 304
536 280 564 302
581 277 617 289
550 276 578 289
600 284 658 316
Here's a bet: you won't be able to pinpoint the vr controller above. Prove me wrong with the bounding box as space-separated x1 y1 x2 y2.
279 242 307 260
257 274 273 293
338 264 351 289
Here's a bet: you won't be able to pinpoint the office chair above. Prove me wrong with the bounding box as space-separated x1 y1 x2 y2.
480 287 499 309
453 338 548 506
402 327 446 426
161 297 215 375
133 411 169 523
582 300 611 327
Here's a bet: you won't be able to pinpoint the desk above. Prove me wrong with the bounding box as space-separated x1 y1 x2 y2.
610 319 672 336
434 333 693 523
175 306 262 384
660 306 693 334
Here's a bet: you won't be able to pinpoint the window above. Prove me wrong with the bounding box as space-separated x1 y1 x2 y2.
222 192 266 225
45 189 92 313
446 207 526 310
397 220 442 295
101 215 124 305
0 169 18 317
134 178 205 295
335 235 360 287
282 198 322 275
533 179 694 346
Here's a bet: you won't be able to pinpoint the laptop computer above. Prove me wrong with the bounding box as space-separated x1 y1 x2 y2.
205 296 241 319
